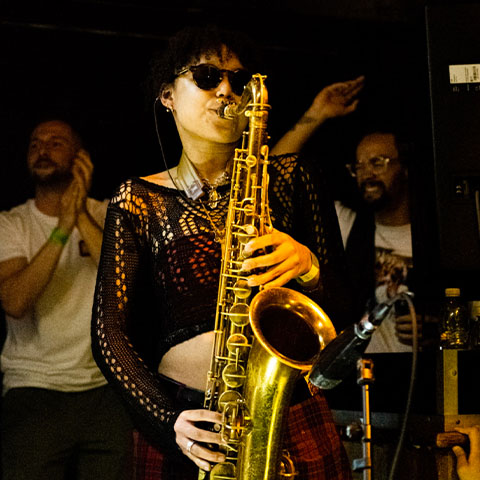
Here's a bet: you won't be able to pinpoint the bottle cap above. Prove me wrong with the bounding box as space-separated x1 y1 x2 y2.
445 288 461 297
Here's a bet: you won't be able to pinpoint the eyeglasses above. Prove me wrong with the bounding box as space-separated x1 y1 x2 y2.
346 156 394 177
175 64 251 96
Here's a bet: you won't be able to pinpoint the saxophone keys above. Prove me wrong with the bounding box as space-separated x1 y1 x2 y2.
232 280 251 299
244 154 257 168
228 303 250 327
221 363 246 389
235 224 257 246
226 333 250 356
210 462 236 480
219 391 249 441
218 390 243 411
242 203 255 217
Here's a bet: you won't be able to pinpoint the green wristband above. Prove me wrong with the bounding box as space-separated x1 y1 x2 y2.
49 227 70 246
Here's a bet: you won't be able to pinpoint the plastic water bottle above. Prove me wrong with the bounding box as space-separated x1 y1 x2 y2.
439 288 469 349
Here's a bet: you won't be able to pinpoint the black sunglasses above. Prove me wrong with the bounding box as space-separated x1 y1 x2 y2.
176 64 251 96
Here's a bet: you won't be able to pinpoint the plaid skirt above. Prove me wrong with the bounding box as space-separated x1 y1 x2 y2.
132 392 352 480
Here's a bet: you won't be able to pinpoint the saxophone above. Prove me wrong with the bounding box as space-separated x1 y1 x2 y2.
201 74 336 480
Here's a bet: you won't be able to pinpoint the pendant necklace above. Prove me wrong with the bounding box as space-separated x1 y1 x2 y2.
202 171 231 209
200 202 226 244
173 152 231 243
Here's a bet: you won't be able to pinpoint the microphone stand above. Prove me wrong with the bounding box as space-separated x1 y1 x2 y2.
352 358 375 480
308 291 415 479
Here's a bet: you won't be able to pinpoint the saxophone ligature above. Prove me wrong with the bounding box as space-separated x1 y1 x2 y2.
201 74 336 480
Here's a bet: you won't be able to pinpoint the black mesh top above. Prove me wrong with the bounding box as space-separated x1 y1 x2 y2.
91 153 353 448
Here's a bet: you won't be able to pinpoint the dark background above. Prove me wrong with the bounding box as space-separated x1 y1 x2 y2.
0 0 440 209
1 0 480 437
1 0 480 300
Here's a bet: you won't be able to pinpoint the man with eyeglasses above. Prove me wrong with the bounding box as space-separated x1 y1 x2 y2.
0 118 133 478
272 84 426 353
336 130 414 352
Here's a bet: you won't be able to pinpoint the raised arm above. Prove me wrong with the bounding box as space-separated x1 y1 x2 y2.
0 149 104 318
0 179 81 318
271 76 365 156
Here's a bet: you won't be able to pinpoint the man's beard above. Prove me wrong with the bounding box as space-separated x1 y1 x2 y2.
360 180 389 210
30 161 73 187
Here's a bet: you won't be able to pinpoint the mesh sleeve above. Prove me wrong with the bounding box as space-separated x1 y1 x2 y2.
91 195 181 450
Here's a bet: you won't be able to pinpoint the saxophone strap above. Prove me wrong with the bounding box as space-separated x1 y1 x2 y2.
175 154 232 207
175 154 205 201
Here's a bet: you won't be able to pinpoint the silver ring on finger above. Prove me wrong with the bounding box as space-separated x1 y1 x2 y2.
186 439 196 454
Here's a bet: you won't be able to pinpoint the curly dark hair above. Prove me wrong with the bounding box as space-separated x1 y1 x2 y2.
149 24 262 101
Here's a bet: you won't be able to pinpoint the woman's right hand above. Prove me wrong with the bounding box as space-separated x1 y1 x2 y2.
174 409 227 471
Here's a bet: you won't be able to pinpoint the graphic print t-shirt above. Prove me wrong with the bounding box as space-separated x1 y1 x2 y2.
335 202 412 352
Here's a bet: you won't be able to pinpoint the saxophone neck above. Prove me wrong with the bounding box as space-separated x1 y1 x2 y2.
217 74 270 119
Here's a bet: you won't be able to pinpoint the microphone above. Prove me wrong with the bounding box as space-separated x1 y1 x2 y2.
309 293 412 390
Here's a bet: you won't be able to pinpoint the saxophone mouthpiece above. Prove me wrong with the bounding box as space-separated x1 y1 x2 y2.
217 101 237 119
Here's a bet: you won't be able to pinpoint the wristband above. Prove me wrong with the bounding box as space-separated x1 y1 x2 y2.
49 227 70 246
296 252 320 284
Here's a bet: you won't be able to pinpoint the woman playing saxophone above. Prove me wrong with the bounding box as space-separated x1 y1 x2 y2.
91 24 353 479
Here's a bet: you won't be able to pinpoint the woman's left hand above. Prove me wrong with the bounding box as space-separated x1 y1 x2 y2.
241 229 313 288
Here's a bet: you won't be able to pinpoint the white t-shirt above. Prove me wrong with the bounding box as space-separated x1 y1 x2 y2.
335 201 413 353
0 198 109 393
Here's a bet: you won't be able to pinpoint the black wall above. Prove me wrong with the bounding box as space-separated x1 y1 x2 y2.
0 1 432 210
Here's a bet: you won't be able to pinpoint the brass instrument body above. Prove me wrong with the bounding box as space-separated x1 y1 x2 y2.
204 74 270 406
202 74 337 480
204 74 272 479
238 288 336 479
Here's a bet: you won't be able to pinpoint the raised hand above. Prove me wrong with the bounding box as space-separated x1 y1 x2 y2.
71 148 93 213
305 75 365 123
57 179 81 233
271 75 365 156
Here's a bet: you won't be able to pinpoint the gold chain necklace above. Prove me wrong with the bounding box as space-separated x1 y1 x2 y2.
202 171 231 209
200 202 226 244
